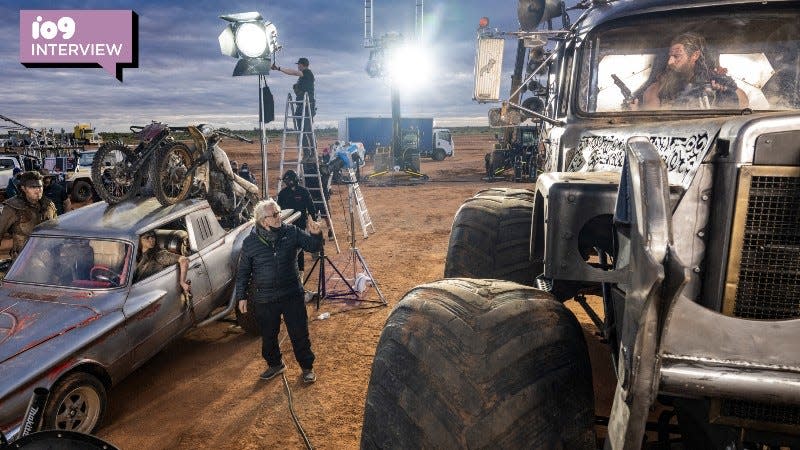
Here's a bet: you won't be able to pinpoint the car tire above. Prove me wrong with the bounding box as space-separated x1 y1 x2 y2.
71 180 93 203
235 290 260 336
361 278 596 449
444 188 539 286
42 372 107 434
432 148 447 161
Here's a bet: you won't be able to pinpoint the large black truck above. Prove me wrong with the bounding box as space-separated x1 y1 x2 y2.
361 0 800 448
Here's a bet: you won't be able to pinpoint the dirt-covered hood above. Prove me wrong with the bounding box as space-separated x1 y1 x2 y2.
0 291 100 365
562 116 732 189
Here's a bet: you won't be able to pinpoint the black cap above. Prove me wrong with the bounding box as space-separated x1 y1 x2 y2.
296 57 309 66
282 169 298 182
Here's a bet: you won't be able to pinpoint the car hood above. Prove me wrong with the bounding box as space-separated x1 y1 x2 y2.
0 293 100 365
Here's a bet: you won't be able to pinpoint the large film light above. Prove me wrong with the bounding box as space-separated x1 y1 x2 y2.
219 12 280 76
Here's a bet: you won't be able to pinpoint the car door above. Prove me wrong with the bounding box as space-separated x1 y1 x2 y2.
186 210 232 318
124 229 211 367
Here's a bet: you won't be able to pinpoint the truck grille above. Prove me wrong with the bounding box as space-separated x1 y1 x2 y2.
724 167 800 320
720 399 800 427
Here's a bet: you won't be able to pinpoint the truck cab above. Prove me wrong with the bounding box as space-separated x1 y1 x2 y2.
361 1 800 449
431 128 454 160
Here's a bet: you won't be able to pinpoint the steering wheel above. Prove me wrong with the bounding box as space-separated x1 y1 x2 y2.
90 265 121 286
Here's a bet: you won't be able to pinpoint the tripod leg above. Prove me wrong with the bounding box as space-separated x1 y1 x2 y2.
354 249 386 304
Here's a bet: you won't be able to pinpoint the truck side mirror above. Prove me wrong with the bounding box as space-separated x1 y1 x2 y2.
473 36 505 103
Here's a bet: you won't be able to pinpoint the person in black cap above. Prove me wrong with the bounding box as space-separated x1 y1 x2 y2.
272 57 316 155
277 170 317 274
0 171 56 258
40 169 71 215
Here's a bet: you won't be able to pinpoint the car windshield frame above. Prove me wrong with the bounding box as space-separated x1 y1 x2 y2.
575 6 800 116
4 236 132 290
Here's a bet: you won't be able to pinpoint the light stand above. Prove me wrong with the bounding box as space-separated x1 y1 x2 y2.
258 74 269 197
303 179 385 307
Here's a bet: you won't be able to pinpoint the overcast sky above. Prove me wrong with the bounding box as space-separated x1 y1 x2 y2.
1 1 544 133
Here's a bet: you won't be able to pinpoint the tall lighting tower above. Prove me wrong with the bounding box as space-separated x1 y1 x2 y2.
363 0 426 179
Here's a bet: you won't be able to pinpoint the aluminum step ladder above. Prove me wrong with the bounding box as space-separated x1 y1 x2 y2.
343 168 375 239
277 92 340 253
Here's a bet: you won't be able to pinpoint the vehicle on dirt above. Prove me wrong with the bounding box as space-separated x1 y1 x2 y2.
0 197 269 441
65 150 97 202
0 153 41 198
484 125 542 181
362 0 800 448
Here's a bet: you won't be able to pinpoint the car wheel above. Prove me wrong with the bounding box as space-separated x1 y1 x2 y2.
43 372 107 434
444 188 538 286
432 148 446 161
235 288 260 336
361 278 596 449
71 180 93 202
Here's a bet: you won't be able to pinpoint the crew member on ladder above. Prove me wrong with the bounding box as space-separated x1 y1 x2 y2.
272 57 316 153
277 170 318 275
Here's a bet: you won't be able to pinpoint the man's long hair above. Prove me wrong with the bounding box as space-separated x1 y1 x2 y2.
658 32 713 102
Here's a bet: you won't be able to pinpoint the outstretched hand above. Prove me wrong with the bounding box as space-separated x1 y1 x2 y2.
307 219 323 235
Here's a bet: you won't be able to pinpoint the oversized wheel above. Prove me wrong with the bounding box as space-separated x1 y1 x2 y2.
154 142 195 206
361 278 595 449
432 147 447 161
444 188 538 286
70 180 93 202
91 141 142 204
42 372 107 434
235 285 260 336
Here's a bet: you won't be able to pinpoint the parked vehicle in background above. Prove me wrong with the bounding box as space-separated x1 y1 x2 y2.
72 124 103 146
0 197 272 441
0 153 41 199
65 150 97 202
362 0 800 449
338 117 455 161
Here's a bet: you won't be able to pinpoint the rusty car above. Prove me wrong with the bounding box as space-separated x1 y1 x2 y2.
0 197 264 440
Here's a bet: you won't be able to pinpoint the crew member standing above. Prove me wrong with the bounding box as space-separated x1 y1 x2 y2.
0 171 57 258
277 170 317 274
41 169 71 215
236 199 323 383
272 57 316 154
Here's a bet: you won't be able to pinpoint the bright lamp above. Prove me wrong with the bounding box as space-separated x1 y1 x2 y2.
219 12 280 76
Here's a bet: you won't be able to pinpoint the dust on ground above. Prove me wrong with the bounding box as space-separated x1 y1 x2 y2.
11 132 614 449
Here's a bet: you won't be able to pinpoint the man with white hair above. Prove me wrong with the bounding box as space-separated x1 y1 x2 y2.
236 199 323 383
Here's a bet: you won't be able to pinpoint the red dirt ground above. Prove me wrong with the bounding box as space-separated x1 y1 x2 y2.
7 132 616 449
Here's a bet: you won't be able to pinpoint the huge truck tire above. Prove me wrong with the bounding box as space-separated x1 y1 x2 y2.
432 147 447 161
361 278 596 449
70 180 93 202
445 188 538 286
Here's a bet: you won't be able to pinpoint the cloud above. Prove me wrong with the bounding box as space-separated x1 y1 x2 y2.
1 0 537 132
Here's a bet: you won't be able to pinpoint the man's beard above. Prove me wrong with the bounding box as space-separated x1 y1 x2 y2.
658 68 693 102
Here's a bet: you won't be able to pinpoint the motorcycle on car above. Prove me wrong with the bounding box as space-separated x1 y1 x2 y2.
91 121 174 204
155 124 260 227
91 123 261 227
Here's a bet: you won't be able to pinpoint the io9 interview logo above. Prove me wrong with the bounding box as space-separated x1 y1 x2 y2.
31 15 75 40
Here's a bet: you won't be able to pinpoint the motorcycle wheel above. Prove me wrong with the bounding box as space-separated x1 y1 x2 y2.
91 140 142 204
154 142 195 206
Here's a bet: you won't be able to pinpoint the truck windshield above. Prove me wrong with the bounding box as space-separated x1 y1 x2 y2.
78 152 96 166
5 237 131 289
577 8 799 114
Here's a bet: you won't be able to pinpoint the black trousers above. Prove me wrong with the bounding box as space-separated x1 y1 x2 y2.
253 297 315 370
